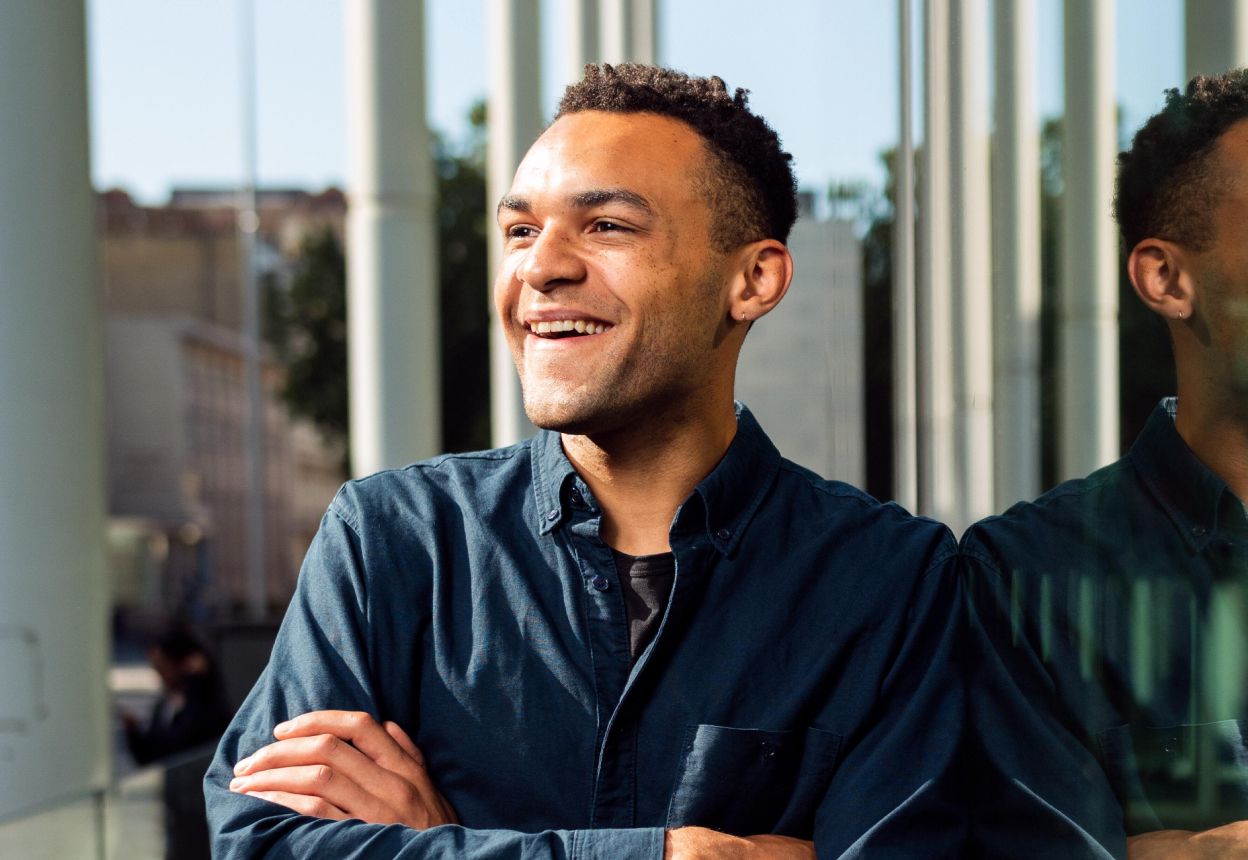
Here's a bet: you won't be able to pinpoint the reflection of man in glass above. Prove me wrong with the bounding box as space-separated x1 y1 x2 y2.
204 65 965 858
965 68 1248 858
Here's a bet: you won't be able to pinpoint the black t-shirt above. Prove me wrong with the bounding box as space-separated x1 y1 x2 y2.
611 549 675 661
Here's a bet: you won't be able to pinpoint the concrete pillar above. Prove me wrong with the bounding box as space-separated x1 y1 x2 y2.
991 0 1042 508
949 0 994 529
345 0 441 475
0 0 109 825
1185 0 1248 79
488 0 543 447
893 0 919 512
565 0 600 85
600 0 657 65
1060 0 1119 480
918 0 958 524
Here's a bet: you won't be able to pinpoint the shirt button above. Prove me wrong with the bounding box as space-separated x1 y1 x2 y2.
545 508 560 522
569 487 583 506
591 575 611 592
761 742 777 760
1192 524 1209 537
715 527 731 542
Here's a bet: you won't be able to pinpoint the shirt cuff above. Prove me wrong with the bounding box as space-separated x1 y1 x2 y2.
570 826 665 860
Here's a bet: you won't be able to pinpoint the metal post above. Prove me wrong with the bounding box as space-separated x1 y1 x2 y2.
237 0 266 621
488 0 543 447
0 0 109 821
630 0 659 64
566 0 600 85
918 0 958 524
949 0 994 529
893 0 919 512
1060 0 1119 481
1185 0 1248 79
345 0 441 475
992 0 1042 508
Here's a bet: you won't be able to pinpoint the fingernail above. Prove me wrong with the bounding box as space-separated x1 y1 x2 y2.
274 720 292 735
233 757 251 776
229 777 246 791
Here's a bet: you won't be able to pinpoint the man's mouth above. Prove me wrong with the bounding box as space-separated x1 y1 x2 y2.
525 319 612 339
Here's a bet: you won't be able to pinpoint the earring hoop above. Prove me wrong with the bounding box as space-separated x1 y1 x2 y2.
1177 310 1185 320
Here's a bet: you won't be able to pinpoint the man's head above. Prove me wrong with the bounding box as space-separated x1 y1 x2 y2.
1117 69 1248 398
495 65 797 435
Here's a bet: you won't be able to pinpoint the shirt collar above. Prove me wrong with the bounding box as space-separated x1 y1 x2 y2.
1129 396 1248 551
529 402 782 555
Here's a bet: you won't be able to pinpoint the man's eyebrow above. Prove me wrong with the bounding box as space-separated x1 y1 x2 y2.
496 189 655 220
569 188 654 214
496 196 531 218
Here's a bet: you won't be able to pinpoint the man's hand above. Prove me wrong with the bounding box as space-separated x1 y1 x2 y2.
1128 822 1248 859
665 827 815 860
229 710 458 829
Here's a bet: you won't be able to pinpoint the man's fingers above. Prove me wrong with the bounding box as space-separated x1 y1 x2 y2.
245 789 348 821
383 720 423 763
272 710 409 770
230 763 372 816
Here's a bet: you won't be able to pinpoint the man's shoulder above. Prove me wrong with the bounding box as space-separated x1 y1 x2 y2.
961 455 1140 570
774 458 957 565
328 441 534 531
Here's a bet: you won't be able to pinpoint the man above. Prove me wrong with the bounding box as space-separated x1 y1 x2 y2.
206 65 964 858
964 68 1248 858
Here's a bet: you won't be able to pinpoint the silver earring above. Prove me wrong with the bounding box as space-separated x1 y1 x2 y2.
740 311 748 322
1177 310 1185 320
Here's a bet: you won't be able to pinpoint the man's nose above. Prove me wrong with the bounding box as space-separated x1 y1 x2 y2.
516 227 586 292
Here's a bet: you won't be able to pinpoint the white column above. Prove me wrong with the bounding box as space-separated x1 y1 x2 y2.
1060 0 1119 480
345 0 441 476
0 0 109 824
949 0 994 530
565 0 600 85
918 0 959 524
991 0 1042 508
893 0 919 512
600 0 656 65
488 0 543 447
1185 0 1248 79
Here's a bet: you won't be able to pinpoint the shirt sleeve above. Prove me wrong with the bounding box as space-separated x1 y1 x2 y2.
961 538 1125 860
203 505 665 860
812 541 970 858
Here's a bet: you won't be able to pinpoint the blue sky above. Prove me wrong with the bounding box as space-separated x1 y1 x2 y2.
86 0 1184 203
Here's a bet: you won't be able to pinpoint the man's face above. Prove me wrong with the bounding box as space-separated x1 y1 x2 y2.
494 111 734 434
1192 118 1248 394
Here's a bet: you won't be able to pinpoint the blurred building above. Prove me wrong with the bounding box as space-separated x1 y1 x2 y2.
99 189 346 625
735 208 865 487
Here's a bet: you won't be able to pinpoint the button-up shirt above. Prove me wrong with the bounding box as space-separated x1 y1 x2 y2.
206 405 965 858
963 398 1248 859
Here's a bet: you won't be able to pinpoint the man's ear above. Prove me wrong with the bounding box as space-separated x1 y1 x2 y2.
1127 237 1194 322
727 239 793 324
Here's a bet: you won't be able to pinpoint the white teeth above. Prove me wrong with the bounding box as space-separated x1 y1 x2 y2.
528 319 611 335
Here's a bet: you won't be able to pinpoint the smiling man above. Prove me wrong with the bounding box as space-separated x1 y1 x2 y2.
206 65 965 859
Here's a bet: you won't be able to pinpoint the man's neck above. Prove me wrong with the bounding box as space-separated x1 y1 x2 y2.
1173 378 1248 505
560 403 738 556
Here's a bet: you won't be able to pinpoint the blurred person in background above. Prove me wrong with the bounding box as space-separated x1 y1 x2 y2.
122 625 231 766
206 64 966 859
964 69 1248 859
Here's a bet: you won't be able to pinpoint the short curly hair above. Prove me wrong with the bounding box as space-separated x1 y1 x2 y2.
555 64 798 250
1114 68 1248 253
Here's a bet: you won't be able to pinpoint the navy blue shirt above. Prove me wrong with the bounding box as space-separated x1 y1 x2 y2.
964 399 1248 858
206 406 965 858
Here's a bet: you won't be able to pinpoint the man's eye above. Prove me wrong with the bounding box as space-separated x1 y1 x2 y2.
593 220 627 233
506 225 537 239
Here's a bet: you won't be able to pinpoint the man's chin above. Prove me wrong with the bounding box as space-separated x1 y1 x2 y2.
522 391 623 437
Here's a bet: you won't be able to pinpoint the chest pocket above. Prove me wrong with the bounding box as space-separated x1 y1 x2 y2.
665 724 843 837
1098 720 1248 833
